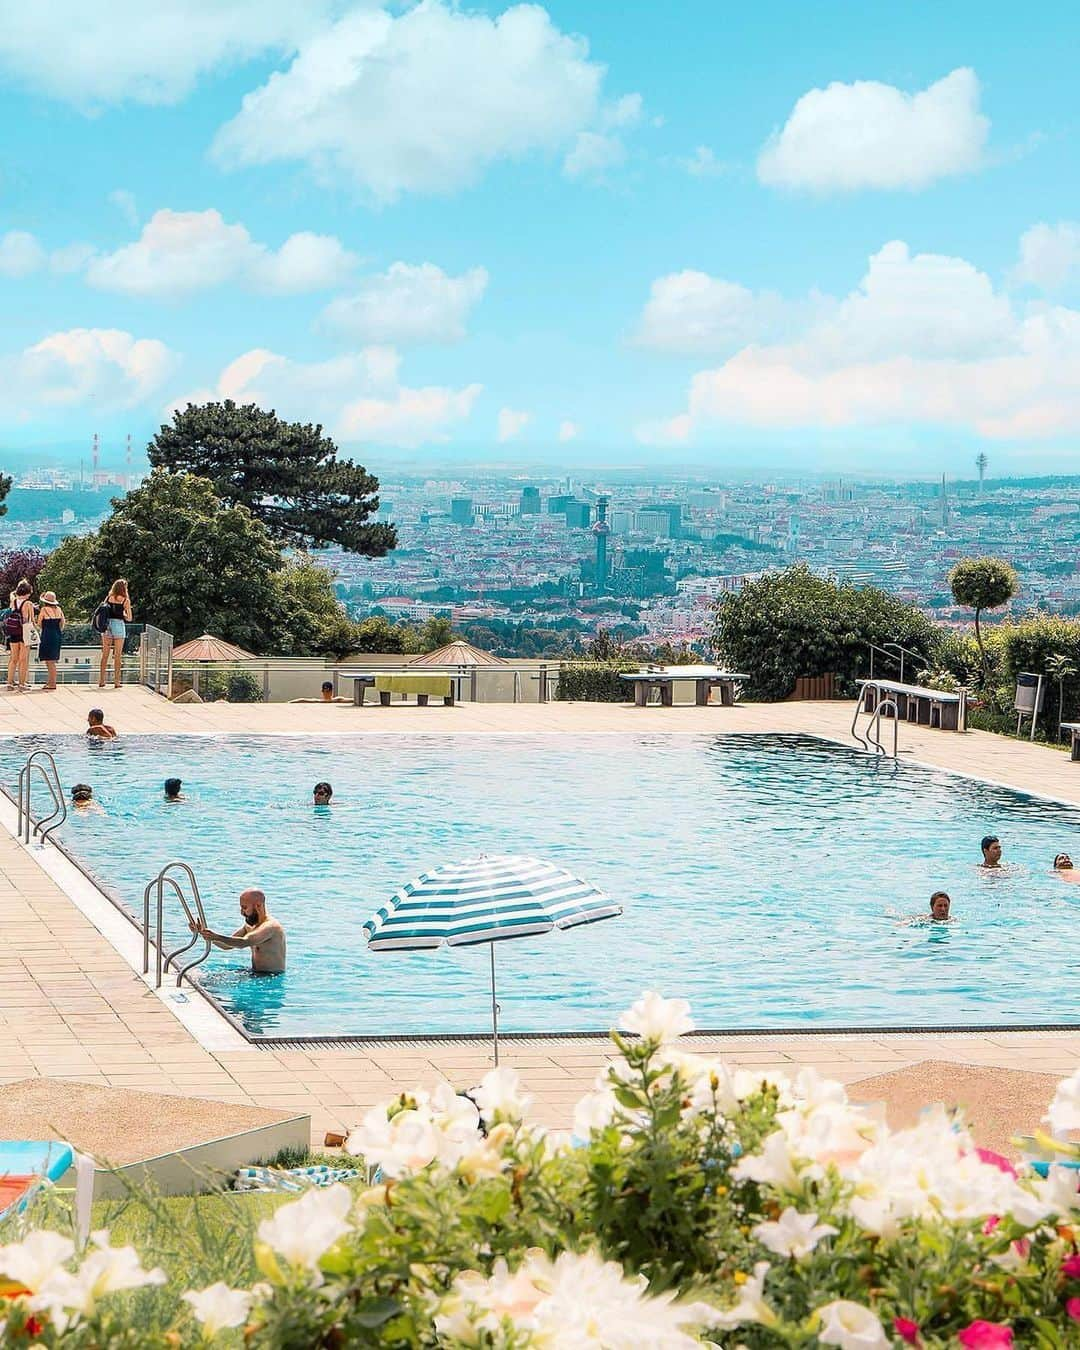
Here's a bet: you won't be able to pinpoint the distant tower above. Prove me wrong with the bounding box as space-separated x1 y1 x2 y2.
592 496 610 592
976 452 988 494
92 432 99 477
940 473 949 528
126 432 133 485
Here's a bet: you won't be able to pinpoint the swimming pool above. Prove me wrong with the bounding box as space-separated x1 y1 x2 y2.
2 732 1078 1039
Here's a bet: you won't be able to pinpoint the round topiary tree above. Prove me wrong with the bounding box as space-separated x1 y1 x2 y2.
948 556 1019 682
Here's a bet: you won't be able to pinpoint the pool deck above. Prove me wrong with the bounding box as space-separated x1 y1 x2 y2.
0 684 1077 1155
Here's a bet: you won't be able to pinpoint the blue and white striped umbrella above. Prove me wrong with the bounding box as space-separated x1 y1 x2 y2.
363 854 621 1061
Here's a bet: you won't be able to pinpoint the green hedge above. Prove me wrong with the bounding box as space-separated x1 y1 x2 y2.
556 660 639 701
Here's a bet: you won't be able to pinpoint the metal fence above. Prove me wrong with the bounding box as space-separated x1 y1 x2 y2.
139 624 173 696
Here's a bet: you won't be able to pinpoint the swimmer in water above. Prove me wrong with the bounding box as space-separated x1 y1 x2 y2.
1054 852 1080 883
313 781 333 807
70 783 104 814
980 835 1002 869
928 890 952 921
193 888 286 974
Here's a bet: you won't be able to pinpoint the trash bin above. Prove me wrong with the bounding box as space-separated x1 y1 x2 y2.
1014 672 1045 714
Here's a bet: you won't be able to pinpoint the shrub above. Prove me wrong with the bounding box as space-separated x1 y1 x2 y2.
555 659 638 701
713 565 939 700
203 670 264 703
949 556 1019 677
4 991 1080 1347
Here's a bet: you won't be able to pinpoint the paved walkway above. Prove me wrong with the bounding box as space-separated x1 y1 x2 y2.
0 685 1076 1148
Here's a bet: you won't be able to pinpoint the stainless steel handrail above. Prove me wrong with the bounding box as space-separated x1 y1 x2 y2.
16 750 67 847
142 861 211 989
868 640 923 685
866 696 900 759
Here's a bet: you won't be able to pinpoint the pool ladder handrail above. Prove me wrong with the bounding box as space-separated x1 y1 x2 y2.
16 749 67 847
142 861 211 989
851 681 900 759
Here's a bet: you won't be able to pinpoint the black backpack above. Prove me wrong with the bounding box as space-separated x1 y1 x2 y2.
92 602 111 635
3 603 24 640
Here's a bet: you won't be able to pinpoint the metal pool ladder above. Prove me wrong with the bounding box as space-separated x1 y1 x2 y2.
851 682 900 759
143 861 211 989
16 749 67 846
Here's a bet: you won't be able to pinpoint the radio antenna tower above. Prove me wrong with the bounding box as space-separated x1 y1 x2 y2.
975 452 988 494
92 432 99 482
126 432 133 486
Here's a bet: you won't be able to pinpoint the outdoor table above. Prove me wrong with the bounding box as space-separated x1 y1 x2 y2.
338 673 377 706
619 667 749 708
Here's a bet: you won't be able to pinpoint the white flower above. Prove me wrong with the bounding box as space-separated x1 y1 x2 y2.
471 1067 533 1123
573 1085 618 1139
257 1184 352 1277
347 1104 440 1177
30 1233 165 1331
816 1299 890 1349
752 1207 837 1260
711 1261 777 1328
1046 1066 1080 1135
732 1129 801 1191
183 1283 254 1336
0 1230 74 1292
619 991 694 1043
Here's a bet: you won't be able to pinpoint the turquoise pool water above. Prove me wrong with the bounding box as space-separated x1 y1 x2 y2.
3 733 1078 1038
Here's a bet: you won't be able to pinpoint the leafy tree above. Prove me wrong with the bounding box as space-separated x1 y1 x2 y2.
0 547 47 604
269 554 363 660
948 556 1019 680
403 615 457 654
0 472 10 517
93 470 283 646
351 615 408 654
148 400 398 555
1045 652 1077 743
713 564 939 700
37 535 105 618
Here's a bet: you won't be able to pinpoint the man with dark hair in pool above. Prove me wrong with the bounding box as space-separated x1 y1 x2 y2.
313 781 333 807
164 777 183 802
193 888 286 974
980 835 1003 868
1054 852 1080 883
86 708 118 740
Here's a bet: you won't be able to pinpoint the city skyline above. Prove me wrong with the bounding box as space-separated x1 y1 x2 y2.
0 1 1078 473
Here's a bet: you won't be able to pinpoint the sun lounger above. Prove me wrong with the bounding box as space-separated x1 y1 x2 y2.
0 1140 95 1244
373 673 454 706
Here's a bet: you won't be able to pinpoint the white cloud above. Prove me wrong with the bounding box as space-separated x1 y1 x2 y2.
85 209 356 298
757 67 988 192
679 145 727 178
633 270 806 355
320 262 488 345
0 328 176 415
558 420 579 442
497 407 531 442
639 239 1080 443
563 131 626 181
212 3 610 202
1014 222 1080 292
50 243 98 274
0 230 46 277
109 189 139 227
172 343 481 448
0 0 339 106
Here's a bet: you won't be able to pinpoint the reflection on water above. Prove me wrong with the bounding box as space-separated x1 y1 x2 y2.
2 731 1079 1038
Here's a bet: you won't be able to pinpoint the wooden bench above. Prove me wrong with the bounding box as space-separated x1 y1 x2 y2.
858 679 966 732
619 667 749 708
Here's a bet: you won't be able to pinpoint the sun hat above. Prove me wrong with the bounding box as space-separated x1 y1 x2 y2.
40 591 58 603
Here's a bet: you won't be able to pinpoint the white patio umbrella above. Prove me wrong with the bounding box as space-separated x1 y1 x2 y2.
362 854 620 1064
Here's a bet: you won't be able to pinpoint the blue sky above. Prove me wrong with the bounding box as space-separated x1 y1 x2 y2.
1 0 1078 475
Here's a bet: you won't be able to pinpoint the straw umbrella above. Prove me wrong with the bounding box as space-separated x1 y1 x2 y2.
171 634 257 662
363 854 620 1064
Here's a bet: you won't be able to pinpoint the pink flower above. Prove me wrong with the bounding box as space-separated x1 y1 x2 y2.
1064 1254 1080 1279
894 1315 921 1344
957 1322 1014 1348
974 1148 1017 1177
1011 1238 1030 1261
1067 1297 1080 1324
981 1215 1000 1236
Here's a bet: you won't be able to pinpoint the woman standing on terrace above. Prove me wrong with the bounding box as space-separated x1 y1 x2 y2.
4 579 35 692
97 579 132 690
37 591 65 692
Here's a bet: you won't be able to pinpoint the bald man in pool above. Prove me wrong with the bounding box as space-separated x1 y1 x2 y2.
193 888 287 974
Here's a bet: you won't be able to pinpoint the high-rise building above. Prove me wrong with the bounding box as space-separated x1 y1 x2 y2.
520 485 541 515
564 500 592 529
592 496 610 591
547 494 573 515
451 497 474 526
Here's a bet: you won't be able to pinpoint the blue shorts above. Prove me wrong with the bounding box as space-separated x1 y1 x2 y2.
107 619 126 640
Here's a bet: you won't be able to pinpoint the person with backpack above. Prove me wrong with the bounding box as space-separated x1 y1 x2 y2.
95 579 132 689
4 579 35 692
37 591 65 692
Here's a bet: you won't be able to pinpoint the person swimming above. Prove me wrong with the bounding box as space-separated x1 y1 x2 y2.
980 835 1002 868
897 890 954 926
313 781 333 807
1053 852 1080 883
164 777 183 802
192 888 286 974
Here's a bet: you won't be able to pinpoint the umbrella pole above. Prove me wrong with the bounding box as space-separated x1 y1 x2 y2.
489 943 499 1067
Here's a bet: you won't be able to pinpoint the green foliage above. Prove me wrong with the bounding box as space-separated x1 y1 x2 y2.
37 534 104 619
556 659 638 701
402 615 457 654
200 669 264 703
349 615 408 654
148 399 396 556
0 470 10 516
948 557 1020 676
93 471 283 647
268 554 362 660
713 565 939 700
